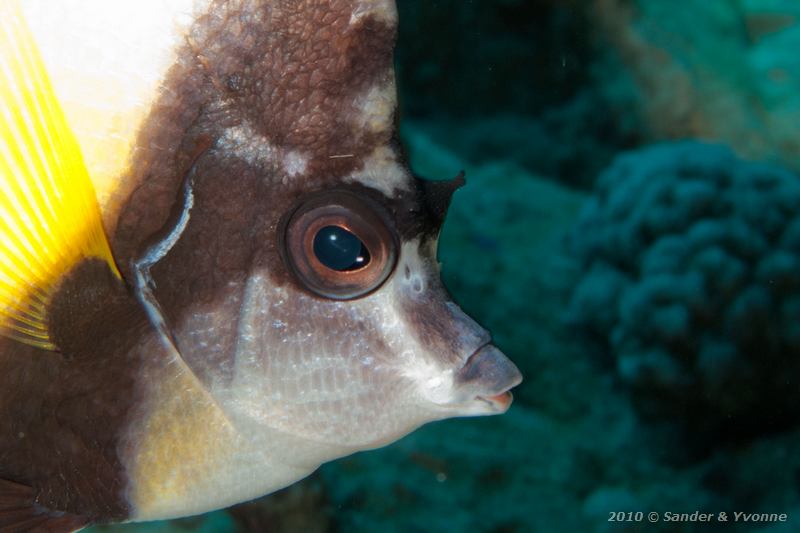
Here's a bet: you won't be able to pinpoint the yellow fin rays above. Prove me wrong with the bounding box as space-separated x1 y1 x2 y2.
0 2 120 351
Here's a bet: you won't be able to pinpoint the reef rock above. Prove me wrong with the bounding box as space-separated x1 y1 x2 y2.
567 142 800 440
593 0 800 173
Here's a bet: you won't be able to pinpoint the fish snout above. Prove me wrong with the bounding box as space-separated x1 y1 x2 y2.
450 344 523 415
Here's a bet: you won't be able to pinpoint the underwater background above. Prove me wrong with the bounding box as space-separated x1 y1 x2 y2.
90 1 800 531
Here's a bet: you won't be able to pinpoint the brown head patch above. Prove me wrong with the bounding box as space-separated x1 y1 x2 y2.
112 0 399 273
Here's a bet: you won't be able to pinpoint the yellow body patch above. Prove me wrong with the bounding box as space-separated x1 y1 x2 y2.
0 2 119 350
126 354 317 521
128 359 240 519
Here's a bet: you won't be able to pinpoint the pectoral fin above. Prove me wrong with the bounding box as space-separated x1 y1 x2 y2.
0 478 88 532
0 2 120 351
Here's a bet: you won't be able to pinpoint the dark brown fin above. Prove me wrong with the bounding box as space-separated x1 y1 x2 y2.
0 3 121 352
0 479 88 532
418 171 466 232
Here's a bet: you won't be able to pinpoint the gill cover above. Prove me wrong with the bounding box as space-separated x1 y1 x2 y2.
0 2 119 350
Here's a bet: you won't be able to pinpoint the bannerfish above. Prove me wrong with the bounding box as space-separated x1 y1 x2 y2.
0 0 522 530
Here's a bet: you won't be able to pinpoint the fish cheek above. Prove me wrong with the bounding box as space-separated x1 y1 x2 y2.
225 281 401 447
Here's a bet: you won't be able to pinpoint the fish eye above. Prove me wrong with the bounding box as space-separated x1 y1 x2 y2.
280 191 398 299
313 226 371 271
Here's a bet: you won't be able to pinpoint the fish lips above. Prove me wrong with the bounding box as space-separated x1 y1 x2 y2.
448 344 523 415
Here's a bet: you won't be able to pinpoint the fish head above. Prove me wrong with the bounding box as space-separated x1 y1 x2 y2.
208 176 523 451
154 138 523 454
97 0 522 456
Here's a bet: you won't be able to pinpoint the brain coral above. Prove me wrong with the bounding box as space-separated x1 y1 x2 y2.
567 142 800 439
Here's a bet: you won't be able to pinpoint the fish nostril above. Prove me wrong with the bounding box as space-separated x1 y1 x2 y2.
455 344 523 397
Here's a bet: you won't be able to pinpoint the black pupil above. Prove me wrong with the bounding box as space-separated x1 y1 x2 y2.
313 225 370 271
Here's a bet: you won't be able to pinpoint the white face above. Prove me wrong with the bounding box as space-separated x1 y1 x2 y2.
209 238 521 456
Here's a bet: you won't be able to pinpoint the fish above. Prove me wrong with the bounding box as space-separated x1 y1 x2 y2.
0 0 522 530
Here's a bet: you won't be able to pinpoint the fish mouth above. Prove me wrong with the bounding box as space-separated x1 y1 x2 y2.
446 343 523 415
475 391 515 412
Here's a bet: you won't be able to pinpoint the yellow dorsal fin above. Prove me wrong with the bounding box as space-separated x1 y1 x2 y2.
0 2 120 351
